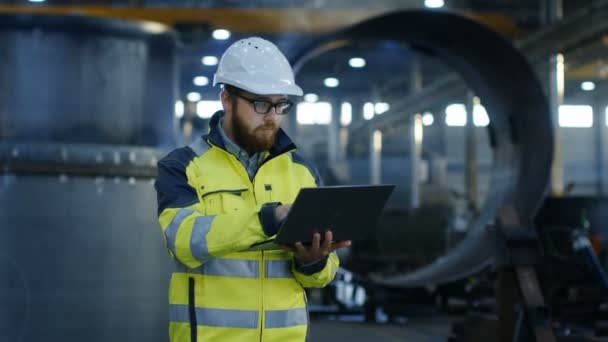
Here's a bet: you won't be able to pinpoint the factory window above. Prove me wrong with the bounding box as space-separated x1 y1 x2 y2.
473 104 490 127
445 103 490 127
197 101 222 119
606 107 608 127
363 102 375 120
341 102 352 126
297 102 332 125
375 102 390 115
175 101 184 118
445 104 466 126
559 105 593 128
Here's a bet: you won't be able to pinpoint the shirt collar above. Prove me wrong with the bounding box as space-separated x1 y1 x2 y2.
217 116 258 161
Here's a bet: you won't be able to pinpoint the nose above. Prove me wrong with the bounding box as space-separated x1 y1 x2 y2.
264 108 280 122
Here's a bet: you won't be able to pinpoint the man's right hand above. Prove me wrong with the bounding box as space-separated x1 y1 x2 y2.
274 204 292 223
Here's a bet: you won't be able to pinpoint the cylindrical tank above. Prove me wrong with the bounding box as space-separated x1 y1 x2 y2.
0 14 177 147
0 14 177 341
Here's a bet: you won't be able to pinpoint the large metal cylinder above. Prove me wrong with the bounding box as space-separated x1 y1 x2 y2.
0 14 177 147
291 10 554 287
0 14 177 342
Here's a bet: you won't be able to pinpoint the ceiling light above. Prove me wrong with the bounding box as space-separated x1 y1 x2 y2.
581 81 595 91
349 57 366 68
324 77 339 88
212 29 231 40
424 0 444 8
304 93 319 103
187 92 202 102
193 76 209 86
202 56 219 66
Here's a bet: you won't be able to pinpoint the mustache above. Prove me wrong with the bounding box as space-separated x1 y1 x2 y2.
257 124 278 130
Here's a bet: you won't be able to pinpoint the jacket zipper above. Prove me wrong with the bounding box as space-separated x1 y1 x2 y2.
206 140 294 340
189 277 197 342
260 250 264 342
206 140 295 206
251 148 296 180
304 291 310 341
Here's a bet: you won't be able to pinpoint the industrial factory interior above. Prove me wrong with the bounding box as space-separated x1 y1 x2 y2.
1 0 608 341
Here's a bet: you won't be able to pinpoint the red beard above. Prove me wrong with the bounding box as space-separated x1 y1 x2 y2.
231 112 278 154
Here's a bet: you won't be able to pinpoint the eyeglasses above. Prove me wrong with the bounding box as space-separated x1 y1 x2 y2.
231 91 294 115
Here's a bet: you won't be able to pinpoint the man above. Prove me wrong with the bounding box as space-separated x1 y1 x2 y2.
155 37 351 341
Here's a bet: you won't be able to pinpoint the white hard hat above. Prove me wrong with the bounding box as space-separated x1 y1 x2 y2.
213 37 303 96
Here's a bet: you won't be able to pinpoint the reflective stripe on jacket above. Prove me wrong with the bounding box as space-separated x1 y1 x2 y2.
155 111 339 341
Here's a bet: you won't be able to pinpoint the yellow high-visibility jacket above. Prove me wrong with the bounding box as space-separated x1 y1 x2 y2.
155 111 339 341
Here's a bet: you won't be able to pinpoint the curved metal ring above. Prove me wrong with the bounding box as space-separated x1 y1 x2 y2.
290 10 553 286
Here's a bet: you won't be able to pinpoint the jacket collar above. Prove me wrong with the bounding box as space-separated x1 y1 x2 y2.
203 110 297 156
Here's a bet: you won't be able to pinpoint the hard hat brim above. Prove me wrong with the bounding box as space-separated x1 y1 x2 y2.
214 75 303 96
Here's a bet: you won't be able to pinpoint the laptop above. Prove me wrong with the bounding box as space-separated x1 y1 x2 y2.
244 185 395 251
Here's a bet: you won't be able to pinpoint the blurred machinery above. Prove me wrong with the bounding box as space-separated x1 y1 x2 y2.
0 14 176 341
292 8 606 342
1 5 608 342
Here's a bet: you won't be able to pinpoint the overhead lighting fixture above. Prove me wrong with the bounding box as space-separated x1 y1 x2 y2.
187 92 202 102
304 93 319 103
212 29 231 40
28 0 46 2
424 0 444 8
193 76 209 86
349 57 366 68
202 56 219 66
422 112 434 126
581 81 596 91
324 77 339 88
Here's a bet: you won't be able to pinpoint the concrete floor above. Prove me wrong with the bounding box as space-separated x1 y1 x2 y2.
308 315 455 341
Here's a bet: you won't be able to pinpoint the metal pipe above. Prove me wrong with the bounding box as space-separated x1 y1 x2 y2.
465 92 479 212
595 101 608 195
409 55 423 209
370 129 382 185
409 114 423 209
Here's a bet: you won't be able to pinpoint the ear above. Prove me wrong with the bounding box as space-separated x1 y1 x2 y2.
220 89 232 113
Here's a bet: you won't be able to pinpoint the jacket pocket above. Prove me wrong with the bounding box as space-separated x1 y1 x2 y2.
200 188 248 215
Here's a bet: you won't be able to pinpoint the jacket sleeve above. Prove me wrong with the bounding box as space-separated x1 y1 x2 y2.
155 155 272 269
291 253 339 288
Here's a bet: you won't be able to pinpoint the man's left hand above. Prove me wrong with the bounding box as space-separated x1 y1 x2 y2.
280 230 351 264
